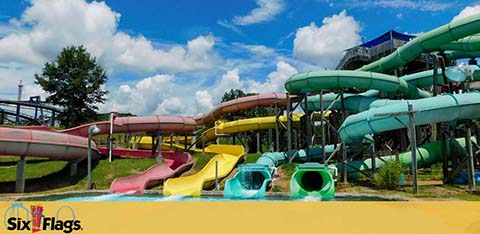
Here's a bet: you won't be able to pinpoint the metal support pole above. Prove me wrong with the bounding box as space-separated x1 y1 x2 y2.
215 161 219 190
440 129 449 183
371 143 376 173
256 132 261 153
268 129 272 152
286 93 292 160
87 135 93 190
320 90 326 163
433 56 438 96
342 142 347 183
156 134 163 162
192 135 197 150
108 113 115 162
305 94 311 161
132 133 137 150
274 103 280 152
408 104 418 194
15 156 26 193
170 135 173 151
466 123 477 191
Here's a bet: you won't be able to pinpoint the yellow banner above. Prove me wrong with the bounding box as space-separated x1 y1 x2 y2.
1 201 480 234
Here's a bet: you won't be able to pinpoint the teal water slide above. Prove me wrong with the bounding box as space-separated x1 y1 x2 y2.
224 14 480 199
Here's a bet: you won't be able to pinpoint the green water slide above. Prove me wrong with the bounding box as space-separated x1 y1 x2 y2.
357 14 480 73
290 163 335 200
302 64 480 113
225 14 480 199
224 146 337 198
339 93 480 143
337 137 476 178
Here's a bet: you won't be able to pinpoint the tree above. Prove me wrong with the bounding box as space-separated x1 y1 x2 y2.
35 46 108 128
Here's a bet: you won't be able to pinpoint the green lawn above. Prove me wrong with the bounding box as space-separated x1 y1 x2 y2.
74 157 157 189
0 159 67 182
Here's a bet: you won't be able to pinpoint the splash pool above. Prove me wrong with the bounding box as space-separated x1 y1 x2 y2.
13 191 406 202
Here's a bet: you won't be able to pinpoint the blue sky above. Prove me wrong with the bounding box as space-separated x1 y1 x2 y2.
0 0 479 116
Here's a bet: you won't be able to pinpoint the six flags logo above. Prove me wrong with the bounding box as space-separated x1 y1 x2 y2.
3 203 82 233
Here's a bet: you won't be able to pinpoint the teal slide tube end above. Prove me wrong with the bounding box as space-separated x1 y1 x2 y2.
224 163 272 199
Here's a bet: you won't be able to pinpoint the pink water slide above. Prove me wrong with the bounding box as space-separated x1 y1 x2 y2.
61 116 197 137
0 93 291 193
0 127 99 160
109 151 192 194
193 93 297 125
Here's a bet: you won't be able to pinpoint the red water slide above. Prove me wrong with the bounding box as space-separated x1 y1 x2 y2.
193 93 297 125
109 151 192 194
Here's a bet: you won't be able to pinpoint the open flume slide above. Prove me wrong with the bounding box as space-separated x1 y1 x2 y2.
109 151 193 194
133 114 303 149
163 145 244 197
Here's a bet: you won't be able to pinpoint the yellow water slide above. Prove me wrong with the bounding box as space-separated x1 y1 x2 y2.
163 144 245 197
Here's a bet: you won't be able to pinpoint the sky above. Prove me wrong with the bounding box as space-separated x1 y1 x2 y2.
0 0 480 116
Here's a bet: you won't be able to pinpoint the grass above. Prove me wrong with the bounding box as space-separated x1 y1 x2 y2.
0 159 67 182
190 152 216 172
244 153 261 163
74 157 157 189
280 163 296 178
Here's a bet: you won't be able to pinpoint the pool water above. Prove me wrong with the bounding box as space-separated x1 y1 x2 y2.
52 193 398 202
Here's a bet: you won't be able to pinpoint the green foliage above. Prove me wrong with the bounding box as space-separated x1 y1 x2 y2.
96 112 135 121
35 45 108 128
244 153 262 163
373 161 405 190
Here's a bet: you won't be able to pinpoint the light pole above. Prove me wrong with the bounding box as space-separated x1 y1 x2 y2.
88 124 101 189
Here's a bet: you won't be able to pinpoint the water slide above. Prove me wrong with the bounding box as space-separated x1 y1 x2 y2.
193 93 297 125
224 14 480 198
109 151 193 194
0 127 100 161
163 145 244 197
0 115 198 194
133 114 303 150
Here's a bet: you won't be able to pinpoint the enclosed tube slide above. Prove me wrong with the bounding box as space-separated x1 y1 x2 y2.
285 70 432 99
224 146 337 198
357 14 480 73
193 93 299 125
339 92 480 143
61 116 196 137
0 127 99 161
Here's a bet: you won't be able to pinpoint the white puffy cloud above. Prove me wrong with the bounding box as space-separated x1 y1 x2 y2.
102 68 246 116
101 74 178 115
293 10 361 68
154 97 187 116
248 61 297 93
195 90 214 113
452 5 480 22
0 0 218 73
193 68 245 112
233 0 284 25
